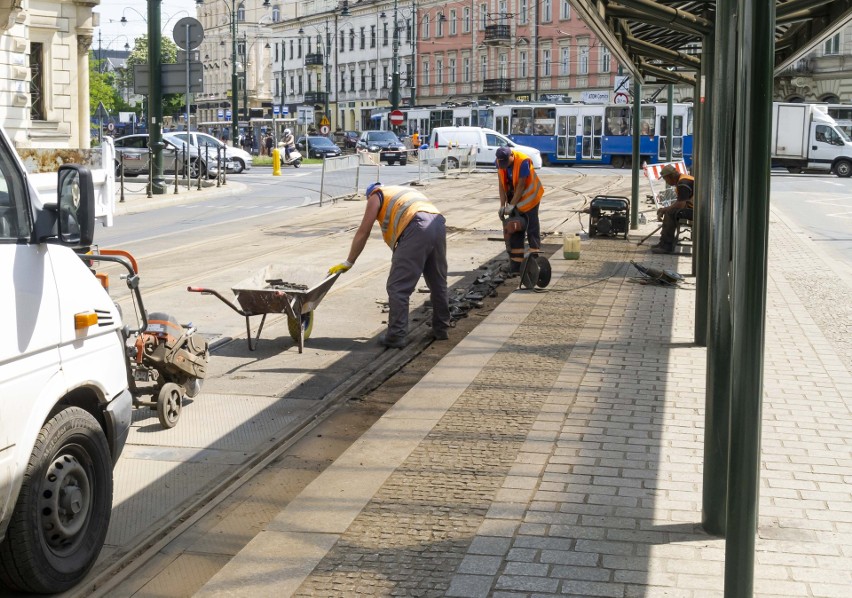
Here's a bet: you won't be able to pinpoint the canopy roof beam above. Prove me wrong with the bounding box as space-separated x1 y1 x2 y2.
609 0 713 35
625 34 703 69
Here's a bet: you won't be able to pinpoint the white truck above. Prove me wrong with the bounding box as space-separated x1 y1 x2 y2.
771 102 852 177
0 127 131 593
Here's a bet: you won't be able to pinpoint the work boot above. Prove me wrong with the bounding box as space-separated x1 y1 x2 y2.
431 328 449 341
378 332 407 349
651 244 675 254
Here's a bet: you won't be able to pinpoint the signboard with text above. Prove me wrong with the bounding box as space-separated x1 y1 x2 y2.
581 91 610 104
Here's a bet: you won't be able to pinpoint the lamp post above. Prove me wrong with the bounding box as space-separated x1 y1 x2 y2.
196 0 239 146
390 0 401 110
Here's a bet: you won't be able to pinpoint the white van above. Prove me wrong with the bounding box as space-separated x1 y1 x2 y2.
0 127 131 593
429 126 544 169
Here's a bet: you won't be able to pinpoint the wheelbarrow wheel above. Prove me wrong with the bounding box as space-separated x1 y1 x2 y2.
288 311 314 343
157 383 183 429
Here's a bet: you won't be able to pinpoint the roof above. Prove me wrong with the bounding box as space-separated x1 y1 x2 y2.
568 0 852 84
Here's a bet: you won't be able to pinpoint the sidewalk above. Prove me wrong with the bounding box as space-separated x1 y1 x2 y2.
190 204 852 597
113 174 248 216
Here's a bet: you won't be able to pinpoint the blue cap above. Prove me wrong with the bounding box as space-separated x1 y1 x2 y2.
366 182 382 197
495 146 512 165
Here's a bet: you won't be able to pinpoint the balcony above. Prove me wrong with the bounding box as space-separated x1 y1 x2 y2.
304 91 328 104
778 58 813 75
484 24 511 45
305 52 325 68
483 78 512 93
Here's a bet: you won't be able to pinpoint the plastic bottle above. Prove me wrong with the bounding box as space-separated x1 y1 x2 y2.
563 233 581 260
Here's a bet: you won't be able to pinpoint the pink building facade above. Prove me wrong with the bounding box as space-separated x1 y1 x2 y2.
414 0 618 105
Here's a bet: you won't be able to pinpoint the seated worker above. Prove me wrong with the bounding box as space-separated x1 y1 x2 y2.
652 164 694 254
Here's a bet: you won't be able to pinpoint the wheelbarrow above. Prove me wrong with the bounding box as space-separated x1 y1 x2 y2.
188 265 341 353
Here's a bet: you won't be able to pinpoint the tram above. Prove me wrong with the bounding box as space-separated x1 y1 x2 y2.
492 102 694 167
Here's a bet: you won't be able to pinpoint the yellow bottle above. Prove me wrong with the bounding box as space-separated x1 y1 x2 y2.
563 234 581 260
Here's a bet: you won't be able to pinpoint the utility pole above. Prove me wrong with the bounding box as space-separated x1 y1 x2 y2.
409 0 416 107
231 0 239 146
390 0 401 110
325 19 331 124
148 0 166 194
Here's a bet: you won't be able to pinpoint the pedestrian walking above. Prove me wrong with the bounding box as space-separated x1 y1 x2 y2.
265 133 274 157
328 182 451 348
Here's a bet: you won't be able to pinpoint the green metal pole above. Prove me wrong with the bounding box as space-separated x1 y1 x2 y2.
725 0 775 593
391 0 401 111
695 36 713 347
148 0 166 194
666 84 674 161
704 11 734 536
631 78 641 230
232 0 239 146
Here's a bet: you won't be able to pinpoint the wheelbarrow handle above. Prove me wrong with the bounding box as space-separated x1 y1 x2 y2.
187 286 248 316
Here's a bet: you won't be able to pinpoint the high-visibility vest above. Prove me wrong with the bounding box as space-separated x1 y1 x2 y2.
497 150 543 213
675 173 695 208
375 185 441 248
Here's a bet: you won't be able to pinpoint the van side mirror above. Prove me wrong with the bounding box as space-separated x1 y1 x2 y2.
57 165 95 246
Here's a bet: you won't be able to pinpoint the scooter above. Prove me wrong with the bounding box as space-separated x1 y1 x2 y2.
278 143 303 168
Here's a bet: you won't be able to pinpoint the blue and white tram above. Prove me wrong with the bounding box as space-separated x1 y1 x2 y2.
494 102 694 167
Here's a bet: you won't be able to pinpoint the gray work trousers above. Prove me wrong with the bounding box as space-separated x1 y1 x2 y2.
386 212 450 341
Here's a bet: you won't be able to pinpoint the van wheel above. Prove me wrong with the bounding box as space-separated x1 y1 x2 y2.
0 407 112 594
786 166 802 174
835 159 851 178
446 157 459 170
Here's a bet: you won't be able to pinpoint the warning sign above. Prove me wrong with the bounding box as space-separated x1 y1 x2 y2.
320 116 330 127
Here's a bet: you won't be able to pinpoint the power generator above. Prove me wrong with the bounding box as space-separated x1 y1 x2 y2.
588 195 630 239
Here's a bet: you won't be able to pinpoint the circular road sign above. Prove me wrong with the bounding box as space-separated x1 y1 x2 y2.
320 124 330 135
173 17 204 51
614 92 630 105
389 109 405 126
106 122 115 132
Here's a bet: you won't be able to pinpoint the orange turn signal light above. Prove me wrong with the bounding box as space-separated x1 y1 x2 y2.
74 312 99 329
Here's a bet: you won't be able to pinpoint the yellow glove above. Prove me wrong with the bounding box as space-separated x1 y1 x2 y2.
328 260 353 275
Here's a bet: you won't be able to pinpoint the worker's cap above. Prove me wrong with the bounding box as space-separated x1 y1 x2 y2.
366 182 382 198
660 164 679 177
495 147 512 166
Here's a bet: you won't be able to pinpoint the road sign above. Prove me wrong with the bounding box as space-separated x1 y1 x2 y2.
320 125 330 135
614 75 630 94
282 106 289 114
226 110 232 119
133 63 203 94
273 106 280 115
173 17 204 51
94 101 109 122
217 109 224 119
106 122 115 132
389 109 404 126
614 92 630 105
320 116 330 127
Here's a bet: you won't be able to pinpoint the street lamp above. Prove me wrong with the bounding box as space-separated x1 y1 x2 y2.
382 0 419 111
197 0 240 146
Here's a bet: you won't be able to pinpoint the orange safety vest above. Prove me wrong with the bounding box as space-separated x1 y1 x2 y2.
497 150 543 213
375 185 441 248
675 173 695 209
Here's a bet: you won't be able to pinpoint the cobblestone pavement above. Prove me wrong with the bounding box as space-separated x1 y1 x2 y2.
197 204 851 598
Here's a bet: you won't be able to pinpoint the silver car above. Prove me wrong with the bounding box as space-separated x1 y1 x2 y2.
113 134 232 179
169 131 253 173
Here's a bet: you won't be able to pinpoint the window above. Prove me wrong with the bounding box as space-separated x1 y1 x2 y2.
289 75 295 94
463 57 471 82
449 57 456 83
520 51 527 78
360 27 366 49
560 0 570 19
480 54 487 81
350 70 355 90
542 0 552 22
816 124 843 145
371 25 376 48
463 7 471 32
360 68 366 90
422 14 430 38
383 65 389 88
498 0 508 19
383 22 389 46
340 30 345 52
480 3 487 30
533 107 555 135
541 49 551 77
406 18 412 43
520 0 528 24
237 2 245 21
605 107 629 136
599 46 611 73
349 29 355 51
560 47 570 75
340 70 346 91
405 62 411 86
511 108 533 134
289 40 293 59
297 39 302 58
824 33 840 55
436 58 443 84
437 13 444 36
579 44 589 74
30 42 45 120
371 67 376 89
422 59 430 85
450 9 457 35
298 74 303 94
272 5 280 22
0 134 31 240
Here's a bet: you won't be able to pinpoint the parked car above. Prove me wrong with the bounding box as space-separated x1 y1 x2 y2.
427 126 543 169
169 131 253 173
356 130 408 165
336 130 360 149
114 134 233 179
297 136 342 159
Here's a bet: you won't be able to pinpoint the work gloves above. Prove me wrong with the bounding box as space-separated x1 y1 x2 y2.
499 205 514 218
328 260 353 275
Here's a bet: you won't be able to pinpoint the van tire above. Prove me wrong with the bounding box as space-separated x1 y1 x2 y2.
0 407 112 594
835 159 851 178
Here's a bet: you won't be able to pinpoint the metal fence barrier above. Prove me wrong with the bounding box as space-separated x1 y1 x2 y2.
416 147 477 184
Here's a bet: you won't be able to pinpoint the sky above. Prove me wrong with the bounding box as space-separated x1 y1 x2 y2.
95 0 200 52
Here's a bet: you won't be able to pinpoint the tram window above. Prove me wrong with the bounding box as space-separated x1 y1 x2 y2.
583 118 592 136
557 118 567 135
495 115 509 135
511 108 534 134
687 107 694 135
641 107 655 136
673 115 683 136
605 107 630 136
593 136 602 158
593 117 602 136
582 136 591 156
533 107 555 135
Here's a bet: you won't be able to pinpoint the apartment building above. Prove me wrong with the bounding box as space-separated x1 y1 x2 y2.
775 24 852 103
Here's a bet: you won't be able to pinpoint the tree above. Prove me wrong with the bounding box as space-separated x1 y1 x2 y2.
124 36 186 119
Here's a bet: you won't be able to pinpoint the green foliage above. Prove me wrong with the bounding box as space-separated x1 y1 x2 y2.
120 35 185 118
